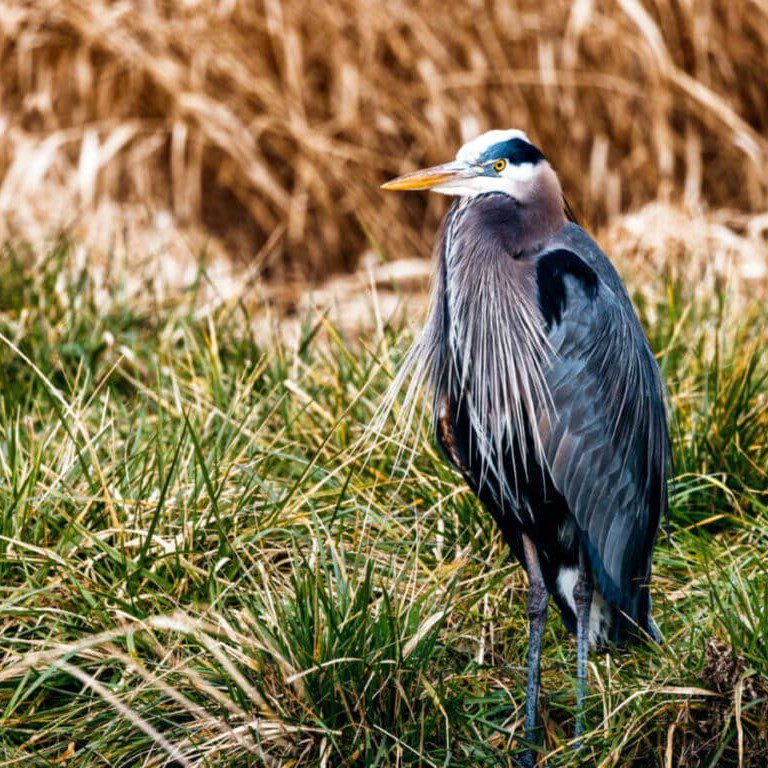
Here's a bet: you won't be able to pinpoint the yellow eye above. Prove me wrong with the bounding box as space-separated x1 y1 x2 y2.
493 158 507 173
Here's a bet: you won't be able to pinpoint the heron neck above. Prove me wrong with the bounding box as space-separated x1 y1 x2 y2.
517 163 568 251
448 189 566 258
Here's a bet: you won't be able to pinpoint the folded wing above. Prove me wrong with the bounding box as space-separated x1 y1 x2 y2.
533 230 668 625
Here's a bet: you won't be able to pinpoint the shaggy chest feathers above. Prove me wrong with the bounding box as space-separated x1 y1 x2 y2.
437 194 554 511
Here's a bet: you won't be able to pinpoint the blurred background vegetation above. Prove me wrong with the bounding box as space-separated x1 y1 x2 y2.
0 2 767 767
1 0 767 279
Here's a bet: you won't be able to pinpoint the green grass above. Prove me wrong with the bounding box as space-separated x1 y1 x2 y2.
0 239 766 767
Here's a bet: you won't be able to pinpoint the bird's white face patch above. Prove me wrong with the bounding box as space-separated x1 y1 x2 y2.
430 176 507 197
430 128 540 198
431 159 538 198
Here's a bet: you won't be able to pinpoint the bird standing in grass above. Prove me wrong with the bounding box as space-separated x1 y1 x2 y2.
382 130 668 765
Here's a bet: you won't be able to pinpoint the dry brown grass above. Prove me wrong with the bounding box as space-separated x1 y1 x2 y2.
1 1 767 277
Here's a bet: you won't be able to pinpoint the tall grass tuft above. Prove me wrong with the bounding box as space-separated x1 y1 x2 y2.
0 236 765 766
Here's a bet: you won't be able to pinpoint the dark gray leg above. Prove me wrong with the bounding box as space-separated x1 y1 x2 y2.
574 549 592 744
521 535 549 768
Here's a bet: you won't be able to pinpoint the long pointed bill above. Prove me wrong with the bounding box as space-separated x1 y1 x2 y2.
381 161 475 191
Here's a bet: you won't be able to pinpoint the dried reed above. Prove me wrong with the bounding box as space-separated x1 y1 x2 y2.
1 0 767 275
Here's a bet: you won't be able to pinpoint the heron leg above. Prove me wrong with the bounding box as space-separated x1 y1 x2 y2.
521 534 549 768
574 549 592 745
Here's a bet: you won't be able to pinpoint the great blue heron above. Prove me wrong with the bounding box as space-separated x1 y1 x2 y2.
382 130 668 765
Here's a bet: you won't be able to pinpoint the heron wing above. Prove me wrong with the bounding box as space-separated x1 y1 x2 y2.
533 227 668 615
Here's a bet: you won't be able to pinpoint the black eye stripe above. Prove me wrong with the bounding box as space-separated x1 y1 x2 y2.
478 138 545 166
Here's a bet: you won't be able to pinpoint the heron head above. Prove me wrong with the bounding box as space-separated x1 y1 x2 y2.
382 129 556 201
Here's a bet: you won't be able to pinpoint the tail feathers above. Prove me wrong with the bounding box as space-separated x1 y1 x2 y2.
609 592 661 646
647 613 664 644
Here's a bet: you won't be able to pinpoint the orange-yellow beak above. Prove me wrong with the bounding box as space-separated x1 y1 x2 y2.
381 161 474 191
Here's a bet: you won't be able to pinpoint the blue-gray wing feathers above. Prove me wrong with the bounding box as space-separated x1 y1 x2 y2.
535 225 668 618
